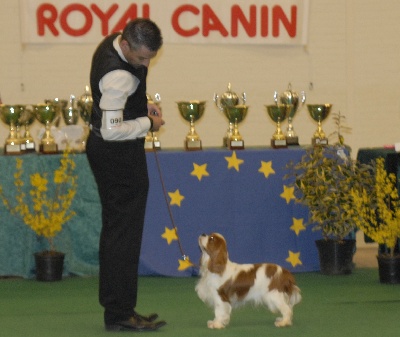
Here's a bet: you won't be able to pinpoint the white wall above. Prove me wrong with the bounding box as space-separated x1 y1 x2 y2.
1 0 400 154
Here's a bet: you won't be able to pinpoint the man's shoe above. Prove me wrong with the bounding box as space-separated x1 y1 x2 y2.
133 311 159 323
105 316 166 332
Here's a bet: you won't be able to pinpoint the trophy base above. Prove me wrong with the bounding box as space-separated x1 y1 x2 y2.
271 139 287 149
286 136 299 146
40 143 59 154
185 140 202 151
145 140 161 152
312 137 328 146
229 140 244 150
24 142 36 153
4 143 22 155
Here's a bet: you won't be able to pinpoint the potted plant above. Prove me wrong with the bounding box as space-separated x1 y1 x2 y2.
0 148 77 281
286 144 373 275
351 157 400 284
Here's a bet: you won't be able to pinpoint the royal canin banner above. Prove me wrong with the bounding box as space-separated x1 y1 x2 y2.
19 0 310 45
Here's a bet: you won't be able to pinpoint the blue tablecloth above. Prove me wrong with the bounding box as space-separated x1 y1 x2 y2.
0 147 321 278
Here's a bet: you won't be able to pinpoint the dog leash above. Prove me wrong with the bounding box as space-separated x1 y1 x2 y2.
151 146 194 267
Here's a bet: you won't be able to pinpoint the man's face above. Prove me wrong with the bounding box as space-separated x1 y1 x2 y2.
122 41 157 69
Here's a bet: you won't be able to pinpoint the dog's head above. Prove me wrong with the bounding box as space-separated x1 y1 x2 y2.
198 233 228 275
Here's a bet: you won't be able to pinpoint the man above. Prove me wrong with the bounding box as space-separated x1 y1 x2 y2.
86 18 166 332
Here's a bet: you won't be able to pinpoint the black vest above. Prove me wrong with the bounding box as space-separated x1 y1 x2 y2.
89 33 148 132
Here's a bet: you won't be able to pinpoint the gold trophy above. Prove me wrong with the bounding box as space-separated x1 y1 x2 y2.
307 104 332 145
0 104 25 154
62 95 80 126
19 105 36 152
213 83 246 148
266 104 293 148
145 93 162 151
34 103 58 154
223 105 248 149
177 100 205 151
274 83 306 145
77 85 93 151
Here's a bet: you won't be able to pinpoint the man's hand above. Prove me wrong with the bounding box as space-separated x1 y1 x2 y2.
147 103 165 131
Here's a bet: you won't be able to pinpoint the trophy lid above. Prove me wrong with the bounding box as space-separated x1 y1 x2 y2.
220 83 240 107
79 85 93 104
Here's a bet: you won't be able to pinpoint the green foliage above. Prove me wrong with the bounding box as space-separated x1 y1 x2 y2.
285 145 374 241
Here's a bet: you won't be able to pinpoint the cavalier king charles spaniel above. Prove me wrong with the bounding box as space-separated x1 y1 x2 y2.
195 233 301 329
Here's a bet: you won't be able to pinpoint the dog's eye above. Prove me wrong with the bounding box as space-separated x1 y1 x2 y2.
209 236 214 241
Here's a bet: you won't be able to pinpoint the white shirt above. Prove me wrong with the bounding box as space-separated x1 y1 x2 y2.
98 36 150 141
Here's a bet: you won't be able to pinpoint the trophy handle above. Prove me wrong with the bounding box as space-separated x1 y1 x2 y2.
300 90 306 108
213 93 224 111
273 91 279 104
241 92 247 105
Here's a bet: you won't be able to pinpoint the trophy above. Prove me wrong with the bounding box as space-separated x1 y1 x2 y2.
34 103 58 154
62 95 80 125
0 104 25 154
177 100 205 151
77 85 93 150
266 104 293 148
307 104 332 145
19 105 36 152
214 83 246 147
44 98 66 127
223 105 248 149
274 83 306 145
145 93 162 151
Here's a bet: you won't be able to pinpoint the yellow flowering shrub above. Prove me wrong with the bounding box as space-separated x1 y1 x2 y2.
352 157 400 256
285 145 374 241
0 149 77 251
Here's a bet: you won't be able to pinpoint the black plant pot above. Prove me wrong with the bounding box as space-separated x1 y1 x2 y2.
315 239 356 275
34 251 65 282
377 255 400 284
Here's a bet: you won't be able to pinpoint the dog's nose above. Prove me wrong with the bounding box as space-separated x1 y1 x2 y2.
201 233 207 237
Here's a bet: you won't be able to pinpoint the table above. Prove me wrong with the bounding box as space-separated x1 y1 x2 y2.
0 147 321 278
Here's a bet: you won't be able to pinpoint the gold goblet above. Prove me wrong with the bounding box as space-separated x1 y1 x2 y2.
77 85 93 151
177 100 205 151
145 93 162 151
0 104 25 154
34 103 58 154
223 104 248 150
266 104 293 148
307 104 332 145
19 105 36 152
214 83 246 147
274 83 306 145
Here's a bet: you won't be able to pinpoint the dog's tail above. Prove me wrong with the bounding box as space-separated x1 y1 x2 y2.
289 285 302 306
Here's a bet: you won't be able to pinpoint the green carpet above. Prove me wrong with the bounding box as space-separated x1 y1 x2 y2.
1 269 399 337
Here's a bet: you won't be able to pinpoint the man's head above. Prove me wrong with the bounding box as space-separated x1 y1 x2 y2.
120 18 163 68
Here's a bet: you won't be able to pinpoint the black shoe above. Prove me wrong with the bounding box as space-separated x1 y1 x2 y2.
105 316 167 332
133 311 159 323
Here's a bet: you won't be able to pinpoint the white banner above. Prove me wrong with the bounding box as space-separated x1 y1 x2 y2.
19 0 309 45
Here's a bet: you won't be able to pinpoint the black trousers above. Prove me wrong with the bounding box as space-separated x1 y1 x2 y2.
86 132 149 324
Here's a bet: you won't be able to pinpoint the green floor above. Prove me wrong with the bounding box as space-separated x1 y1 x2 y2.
1 268 399 337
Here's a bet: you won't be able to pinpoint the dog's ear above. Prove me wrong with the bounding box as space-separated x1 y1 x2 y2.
208 237 228 274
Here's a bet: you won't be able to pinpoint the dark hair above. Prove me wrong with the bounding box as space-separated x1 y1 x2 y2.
121 18 163 52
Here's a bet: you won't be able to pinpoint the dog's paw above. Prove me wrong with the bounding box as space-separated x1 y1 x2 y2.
274 317 292 327
207 320 226 329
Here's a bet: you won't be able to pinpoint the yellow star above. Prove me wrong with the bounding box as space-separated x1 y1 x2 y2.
280 185 295 204
168 189 185 206
290 218 306 236
191 163 209 181
258 160 275 178
225 151 244 172
161 227 178 245
178 257 194 271
286 251 302 268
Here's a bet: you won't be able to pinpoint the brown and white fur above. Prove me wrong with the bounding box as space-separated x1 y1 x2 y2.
195 233 301 329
